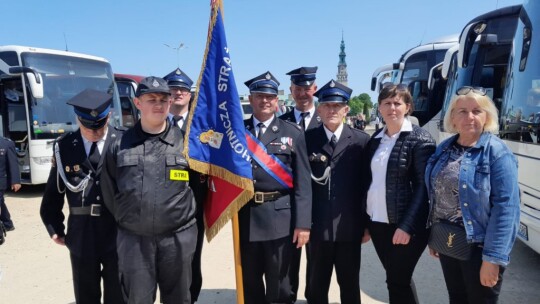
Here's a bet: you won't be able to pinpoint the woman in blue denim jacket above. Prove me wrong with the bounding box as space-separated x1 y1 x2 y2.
425 87 520 303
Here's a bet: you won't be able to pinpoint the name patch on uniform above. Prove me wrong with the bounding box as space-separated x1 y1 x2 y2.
170 170 189 181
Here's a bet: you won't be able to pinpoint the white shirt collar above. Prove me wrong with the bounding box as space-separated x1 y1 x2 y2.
294 107 315 122
323 123 344 142
375 117 413 139
253 116 274 128
81 127 108 154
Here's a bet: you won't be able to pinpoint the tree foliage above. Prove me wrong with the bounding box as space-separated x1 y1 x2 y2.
348 93 373 116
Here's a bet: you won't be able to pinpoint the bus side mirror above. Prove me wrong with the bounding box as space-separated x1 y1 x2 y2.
9 67 44 99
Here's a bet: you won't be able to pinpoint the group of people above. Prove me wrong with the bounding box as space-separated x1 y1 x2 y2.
32 63 520 304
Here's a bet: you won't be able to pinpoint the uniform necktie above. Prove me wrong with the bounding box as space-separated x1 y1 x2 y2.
88 142 100 169
257 122 266 140
330 134 338 149
299 112 309 131
173 116 183 129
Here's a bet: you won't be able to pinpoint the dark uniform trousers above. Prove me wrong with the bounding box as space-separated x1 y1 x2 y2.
240 116 312 304
40 129 124 304
305 125 370 304
279 110 321 303
0 137 20 229
117 224 197 304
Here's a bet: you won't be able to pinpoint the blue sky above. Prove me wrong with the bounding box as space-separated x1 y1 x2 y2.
2 0 523 101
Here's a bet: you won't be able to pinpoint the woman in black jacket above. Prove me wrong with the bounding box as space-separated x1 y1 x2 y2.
365 84 435 304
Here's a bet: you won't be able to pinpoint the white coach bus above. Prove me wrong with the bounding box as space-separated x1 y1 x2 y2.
0 45 123 184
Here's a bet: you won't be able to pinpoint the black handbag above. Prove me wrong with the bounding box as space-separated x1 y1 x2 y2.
429 220 473 261
0 222 6 245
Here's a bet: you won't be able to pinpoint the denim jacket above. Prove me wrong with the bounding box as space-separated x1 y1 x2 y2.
425 132 520 266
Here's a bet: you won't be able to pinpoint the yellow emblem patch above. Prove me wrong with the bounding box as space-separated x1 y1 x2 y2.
170 170 189 181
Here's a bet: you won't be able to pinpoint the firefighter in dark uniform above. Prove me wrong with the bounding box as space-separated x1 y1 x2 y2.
0 136 21 233
240 71 312 304
164 67 204 304
40 89 125 304
304 80 371 304
279 66 322 132
101 76 203 304
164 68 193 133
279 66 320 302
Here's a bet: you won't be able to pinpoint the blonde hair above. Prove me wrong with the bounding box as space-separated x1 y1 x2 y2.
443 92 499 133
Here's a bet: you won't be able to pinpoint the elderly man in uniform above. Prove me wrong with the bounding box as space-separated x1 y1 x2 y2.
280 66 321 131
164 68 193 132
305 80 371 304
279 66 320 302
101 76 204 304
40 89 125 304
240 71 312 304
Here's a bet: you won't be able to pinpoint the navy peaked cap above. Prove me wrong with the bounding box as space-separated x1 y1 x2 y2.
314 80 353 104
67 89 112 130
245 71 280 95
286 66 317 86
163 68 193 90
135 76 170 97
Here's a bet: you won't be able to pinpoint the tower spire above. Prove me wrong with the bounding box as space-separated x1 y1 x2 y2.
337 31 348 86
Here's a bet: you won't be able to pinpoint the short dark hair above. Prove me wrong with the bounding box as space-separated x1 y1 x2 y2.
378 83 414 115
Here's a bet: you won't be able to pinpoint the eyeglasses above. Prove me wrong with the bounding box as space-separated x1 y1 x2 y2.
456 86 487 96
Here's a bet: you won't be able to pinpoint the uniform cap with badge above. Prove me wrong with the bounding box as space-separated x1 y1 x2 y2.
67 89 112 130
314 80 353 104
245 71 280 95
135 76 171 97
163 68 194 90
286 66 317 86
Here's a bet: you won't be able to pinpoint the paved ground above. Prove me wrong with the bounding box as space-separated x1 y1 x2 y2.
1 183 540 303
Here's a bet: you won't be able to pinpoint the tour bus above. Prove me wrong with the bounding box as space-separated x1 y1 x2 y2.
370 34 458 136
500 0 540 254
435 4 540 253
0 45 124 184
438 5 522 141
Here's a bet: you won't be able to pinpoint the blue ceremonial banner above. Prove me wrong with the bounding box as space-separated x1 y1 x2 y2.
184 0 254 240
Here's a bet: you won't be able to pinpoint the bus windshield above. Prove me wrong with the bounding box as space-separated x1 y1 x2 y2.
21 52 117 139
501 5 540 145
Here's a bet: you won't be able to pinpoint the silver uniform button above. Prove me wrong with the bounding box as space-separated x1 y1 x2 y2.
96 180 100 185
96 196 100 201
463 203 468 207
462 184 467 189
467 221 472 225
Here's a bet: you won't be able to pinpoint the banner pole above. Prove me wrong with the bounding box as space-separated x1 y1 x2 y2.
232 214 244 304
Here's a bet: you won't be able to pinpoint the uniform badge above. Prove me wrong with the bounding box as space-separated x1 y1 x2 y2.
65 166 71 172
152 79 160 87
281 137 293 146
265 73 271 80
90 110 98 117
330 80 336 87
73 165 80 172
272 126 278 132
316 116 322 122
280 145 287 150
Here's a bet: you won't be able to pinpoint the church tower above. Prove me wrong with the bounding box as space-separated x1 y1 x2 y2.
336 32 348 86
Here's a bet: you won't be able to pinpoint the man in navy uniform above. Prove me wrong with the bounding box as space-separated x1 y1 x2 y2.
102 77 204 304
40 89 124 304
305 80 371 304
164 67 204 304
0 135 21 232
279 66 321 131
164 68 193 132
279 66 321 302
240 71 312 304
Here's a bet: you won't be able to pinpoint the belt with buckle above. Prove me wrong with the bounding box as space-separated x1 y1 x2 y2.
70 204 101 216
253 191 284 204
